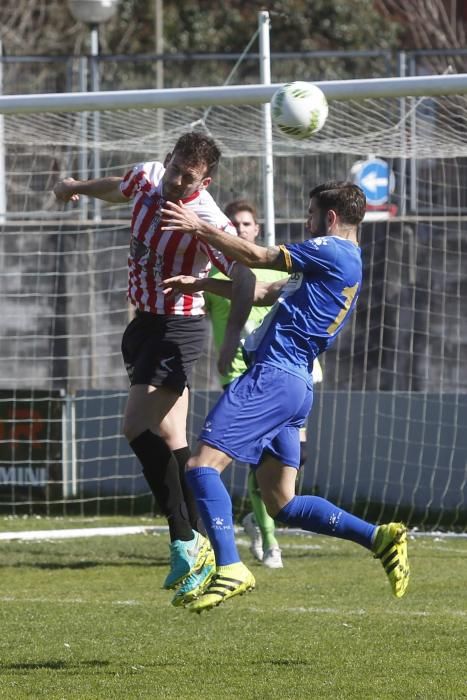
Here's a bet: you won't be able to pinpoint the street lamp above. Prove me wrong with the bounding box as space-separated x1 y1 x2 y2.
67 1 119 390
67 0 119 222
68 0 119 25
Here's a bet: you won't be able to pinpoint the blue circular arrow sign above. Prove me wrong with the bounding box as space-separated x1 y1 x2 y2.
351 158 395 206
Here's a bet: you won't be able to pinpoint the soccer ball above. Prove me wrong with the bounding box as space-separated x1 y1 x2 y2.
271 81 328 140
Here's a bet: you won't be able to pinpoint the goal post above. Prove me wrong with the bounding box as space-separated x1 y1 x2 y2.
1 73 467 114
0 75 466 530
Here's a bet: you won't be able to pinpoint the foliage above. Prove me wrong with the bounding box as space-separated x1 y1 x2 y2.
0 0 401 57
110 0 402 56
161 0 401 53
0 0 402 90
1 0 465 74
3 1 465 87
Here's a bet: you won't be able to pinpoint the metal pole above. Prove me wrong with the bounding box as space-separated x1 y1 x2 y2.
258 10 275 246
3 74 467 114
0 41 6 223
87 226 97 388
90 24 101 222
155 0 164 90
89 26 99 384
397 51 407 218
78 56 89 222
409 54 418 214
154 0 164 145
62 391 77 499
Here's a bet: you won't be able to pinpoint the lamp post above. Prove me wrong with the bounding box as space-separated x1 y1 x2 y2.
68 0 119 25
67 1 119 389
67 0 119 222
0 40 5 224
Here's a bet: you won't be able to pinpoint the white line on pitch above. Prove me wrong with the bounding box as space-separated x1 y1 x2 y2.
0 525 466 542
0 526 163 541
0 596 465 619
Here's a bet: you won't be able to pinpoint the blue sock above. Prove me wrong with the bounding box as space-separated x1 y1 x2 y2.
276 495 376 550
185 467 240 566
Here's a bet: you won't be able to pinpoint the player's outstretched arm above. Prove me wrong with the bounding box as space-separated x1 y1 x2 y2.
161 200 288 271
161 275 288 306
53 176 127 204
161 275 214 296
218 263 256 375
253 277 289 305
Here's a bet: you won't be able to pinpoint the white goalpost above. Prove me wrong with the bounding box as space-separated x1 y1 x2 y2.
0 71 466 532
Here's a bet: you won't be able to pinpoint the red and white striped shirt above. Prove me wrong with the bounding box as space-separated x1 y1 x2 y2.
120 161 237 316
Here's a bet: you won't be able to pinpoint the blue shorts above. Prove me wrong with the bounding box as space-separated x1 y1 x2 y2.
199 363 313 468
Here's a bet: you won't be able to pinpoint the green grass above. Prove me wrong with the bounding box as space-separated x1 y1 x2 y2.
0 517 466 699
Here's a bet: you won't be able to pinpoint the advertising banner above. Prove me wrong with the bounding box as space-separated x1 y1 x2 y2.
0 391 62 506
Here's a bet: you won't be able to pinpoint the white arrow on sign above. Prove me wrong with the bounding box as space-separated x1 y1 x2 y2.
360 171 388 193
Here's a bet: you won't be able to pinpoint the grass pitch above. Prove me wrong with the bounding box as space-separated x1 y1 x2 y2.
0 517 466 700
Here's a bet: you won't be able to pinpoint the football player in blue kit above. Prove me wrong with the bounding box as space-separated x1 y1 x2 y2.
161 181 410 612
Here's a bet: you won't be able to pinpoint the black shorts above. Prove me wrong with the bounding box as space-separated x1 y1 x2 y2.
121 311 207 395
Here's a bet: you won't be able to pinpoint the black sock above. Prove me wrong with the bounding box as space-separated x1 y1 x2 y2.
130 430 193 542
173 446 206 536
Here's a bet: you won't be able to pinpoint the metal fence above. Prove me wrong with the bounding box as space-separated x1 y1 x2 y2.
1 49 467 96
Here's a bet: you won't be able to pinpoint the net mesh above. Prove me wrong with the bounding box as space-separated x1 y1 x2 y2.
5 94 467 158
0 88 466 529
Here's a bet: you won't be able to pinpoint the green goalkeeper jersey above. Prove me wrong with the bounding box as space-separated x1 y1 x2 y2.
205 266 287 387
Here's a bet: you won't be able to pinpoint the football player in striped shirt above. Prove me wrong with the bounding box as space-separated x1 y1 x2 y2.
161 181 410 612
53 132 256 604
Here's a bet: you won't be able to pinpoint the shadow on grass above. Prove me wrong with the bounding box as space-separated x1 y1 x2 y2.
258 549 362 562
3 660 110 671
255 659 310 667
0 558 169 571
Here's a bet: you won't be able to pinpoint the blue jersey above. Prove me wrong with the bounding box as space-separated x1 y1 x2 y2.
243 235 362 381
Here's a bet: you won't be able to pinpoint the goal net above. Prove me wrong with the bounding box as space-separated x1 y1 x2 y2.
0 78 466 530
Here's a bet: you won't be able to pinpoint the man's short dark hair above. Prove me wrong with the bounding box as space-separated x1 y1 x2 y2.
309 181 366 225
172 132 221 176
224 199 258 222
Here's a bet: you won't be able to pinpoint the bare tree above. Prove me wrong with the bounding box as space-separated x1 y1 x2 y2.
0 0 81 54
378 0 467 72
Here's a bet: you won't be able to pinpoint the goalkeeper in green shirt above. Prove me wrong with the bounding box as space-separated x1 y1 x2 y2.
204 200 322 568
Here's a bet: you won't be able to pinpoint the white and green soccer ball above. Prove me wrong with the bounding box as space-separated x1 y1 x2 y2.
271 81 328 140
